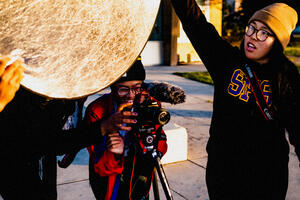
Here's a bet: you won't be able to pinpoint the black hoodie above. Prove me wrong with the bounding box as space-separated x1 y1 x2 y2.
171 0 300 161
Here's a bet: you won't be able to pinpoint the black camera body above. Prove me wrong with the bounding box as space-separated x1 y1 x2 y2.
132 97 170 126
125 93 170 154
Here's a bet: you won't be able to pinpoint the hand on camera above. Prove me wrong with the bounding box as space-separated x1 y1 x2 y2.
106 133 124 156
0 56 24 112
101 102 138 135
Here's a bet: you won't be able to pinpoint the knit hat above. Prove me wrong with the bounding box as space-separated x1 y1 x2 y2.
117 56 145 82
248 3 298 49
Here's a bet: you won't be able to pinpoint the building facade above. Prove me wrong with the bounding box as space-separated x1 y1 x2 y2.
141 0 224 66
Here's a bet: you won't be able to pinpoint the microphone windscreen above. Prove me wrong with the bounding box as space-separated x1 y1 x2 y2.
143 81 185 104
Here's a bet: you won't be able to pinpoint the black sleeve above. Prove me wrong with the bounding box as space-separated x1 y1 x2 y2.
284 64 300 161
170 0 239 81
0 88 104 161
1 117 104 161
34 121 103 157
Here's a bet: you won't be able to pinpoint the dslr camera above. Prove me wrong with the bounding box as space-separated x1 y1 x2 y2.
129 92 170 126
124 92 170 154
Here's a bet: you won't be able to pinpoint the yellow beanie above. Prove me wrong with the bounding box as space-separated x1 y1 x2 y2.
248 3 298 49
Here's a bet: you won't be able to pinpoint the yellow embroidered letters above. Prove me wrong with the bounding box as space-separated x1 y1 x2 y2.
227 69 271 104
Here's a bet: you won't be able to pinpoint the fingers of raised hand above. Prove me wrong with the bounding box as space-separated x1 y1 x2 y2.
0 59 24 87
0 56 10 75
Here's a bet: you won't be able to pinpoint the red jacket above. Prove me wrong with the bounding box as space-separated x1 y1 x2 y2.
85 93 168 200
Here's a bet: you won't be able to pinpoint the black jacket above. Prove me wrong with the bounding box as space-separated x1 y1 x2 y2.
0 87 103 200
170 0 300 160
171 1 299 199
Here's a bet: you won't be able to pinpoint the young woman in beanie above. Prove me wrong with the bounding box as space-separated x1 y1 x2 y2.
84 58 168 200
171 1 299 199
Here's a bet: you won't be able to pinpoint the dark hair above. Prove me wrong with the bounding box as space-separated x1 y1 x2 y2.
268 38 284 63
267 38 298 120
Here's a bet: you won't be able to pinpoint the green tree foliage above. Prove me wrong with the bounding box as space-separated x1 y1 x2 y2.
222 3 245 46
196 0 206 5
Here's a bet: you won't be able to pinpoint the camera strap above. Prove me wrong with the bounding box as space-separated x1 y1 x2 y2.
244 64 274 120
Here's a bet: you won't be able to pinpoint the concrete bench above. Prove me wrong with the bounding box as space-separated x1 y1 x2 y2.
161 122 188 164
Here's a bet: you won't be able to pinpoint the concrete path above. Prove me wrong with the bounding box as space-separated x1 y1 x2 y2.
34 64 300 200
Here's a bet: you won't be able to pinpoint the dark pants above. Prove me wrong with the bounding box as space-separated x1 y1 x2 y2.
89 159 108 200
41 154 58 200
0 157 57 200
206 152 289 200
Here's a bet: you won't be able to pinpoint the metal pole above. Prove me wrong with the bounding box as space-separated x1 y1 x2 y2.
152 170 160 200
152 152 173 200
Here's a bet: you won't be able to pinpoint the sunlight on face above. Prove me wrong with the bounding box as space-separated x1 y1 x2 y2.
112 80 143 105
244 21 275 64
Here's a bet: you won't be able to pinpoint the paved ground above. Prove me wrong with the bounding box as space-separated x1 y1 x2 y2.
53 64 300 200
2 64 296 200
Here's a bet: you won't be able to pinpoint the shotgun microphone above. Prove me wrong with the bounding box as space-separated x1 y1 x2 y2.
142 81 185 105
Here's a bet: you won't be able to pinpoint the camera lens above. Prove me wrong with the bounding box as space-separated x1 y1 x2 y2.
157 108 170 125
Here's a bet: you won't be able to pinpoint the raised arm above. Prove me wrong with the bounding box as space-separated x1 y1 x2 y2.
170 0 239 79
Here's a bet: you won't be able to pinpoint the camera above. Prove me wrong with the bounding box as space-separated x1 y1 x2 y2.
123 92 170 154
130 93 170 126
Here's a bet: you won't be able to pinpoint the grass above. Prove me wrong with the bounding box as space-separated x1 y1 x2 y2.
174 65 300 85
284 47 300 57
173 72 214 85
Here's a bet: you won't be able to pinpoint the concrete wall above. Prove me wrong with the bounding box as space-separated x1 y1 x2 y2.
141 0 224 65
141 41 164 66
177 0 223 64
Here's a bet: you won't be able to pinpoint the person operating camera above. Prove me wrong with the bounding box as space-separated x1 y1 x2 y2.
84 57 168 200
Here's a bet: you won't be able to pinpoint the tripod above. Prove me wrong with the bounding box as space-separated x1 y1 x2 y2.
135 124 174 200
151 149 173 200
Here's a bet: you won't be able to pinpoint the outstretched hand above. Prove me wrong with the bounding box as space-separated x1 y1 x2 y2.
0 56 24 112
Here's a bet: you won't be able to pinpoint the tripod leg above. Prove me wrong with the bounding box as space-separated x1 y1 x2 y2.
153 156 173 200
152 170 160 200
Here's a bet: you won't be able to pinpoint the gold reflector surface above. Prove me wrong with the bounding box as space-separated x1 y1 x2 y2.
0 0 161 99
